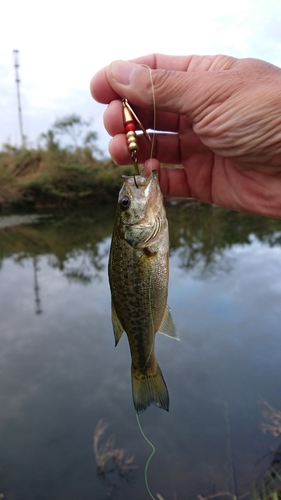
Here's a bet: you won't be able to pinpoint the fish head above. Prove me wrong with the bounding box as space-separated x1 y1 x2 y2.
116 170 166 247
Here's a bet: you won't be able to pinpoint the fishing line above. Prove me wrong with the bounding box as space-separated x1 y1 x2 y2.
132 67 157 387
148 66 156 161
135 274 157 498
136 412 157 500
142 272 155 370
133 68 159 500
141 64 157 169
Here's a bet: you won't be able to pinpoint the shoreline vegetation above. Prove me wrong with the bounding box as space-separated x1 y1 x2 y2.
0 114 137 210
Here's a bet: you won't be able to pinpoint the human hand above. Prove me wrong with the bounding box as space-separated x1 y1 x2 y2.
90 54 281 218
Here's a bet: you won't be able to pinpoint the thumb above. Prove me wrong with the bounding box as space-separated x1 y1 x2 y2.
106 60 227 119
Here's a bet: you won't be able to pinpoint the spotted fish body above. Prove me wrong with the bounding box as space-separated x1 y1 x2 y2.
108 170 178 414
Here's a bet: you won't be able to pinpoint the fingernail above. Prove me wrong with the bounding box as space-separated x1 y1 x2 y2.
110 60 140 85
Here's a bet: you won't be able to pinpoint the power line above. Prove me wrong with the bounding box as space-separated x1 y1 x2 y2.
13 49 25 147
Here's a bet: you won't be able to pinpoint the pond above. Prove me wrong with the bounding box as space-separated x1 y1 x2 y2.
1 202 281 500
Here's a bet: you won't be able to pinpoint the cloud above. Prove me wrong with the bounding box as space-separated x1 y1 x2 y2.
1 0 280 149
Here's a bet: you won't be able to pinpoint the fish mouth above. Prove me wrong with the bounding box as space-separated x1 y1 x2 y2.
122 171 157 186
122 171 159 195
122 176 148 186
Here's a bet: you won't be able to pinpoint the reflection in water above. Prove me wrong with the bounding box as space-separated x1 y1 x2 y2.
224 402 238 499
259 400 281 497
261 399 281 437
93 420 137 498
1 204 281 282
167 202 281 277
33 257 42 314
1 204 281 499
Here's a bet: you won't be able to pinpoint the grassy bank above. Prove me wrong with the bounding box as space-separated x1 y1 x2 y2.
0 146 136 209
0 114 137 209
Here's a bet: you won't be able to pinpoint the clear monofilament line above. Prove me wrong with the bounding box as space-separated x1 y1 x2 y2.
136 412 157 500
141 64 157 165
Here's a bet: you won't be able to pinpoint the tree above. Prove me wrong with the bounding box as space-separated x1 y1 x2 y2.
39 130 60 153
38 113 102 156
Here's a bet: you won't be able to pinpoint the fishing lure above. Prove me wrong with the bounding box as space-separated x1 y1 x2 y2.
122 98 152 176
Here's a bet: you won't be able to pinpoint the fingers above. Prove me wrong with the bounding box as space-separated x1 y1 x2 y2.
108 132 183 165
103 100 181 136
142 159 191 198
90 54 238 119
90 54 195 103
90 67 120 104
90 53 235 103
129 54 195 71
105 60 197 115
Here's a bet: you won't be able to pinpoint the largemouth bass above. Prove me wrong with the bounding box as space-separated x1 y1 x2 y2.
108 170 179 414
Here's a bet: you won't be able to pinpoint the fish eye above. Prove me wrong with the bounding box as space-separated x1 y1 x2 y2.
119 195 130 210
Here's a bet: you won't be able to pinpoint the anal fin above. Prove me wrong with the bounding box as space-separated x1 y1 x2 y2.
158 305 179 340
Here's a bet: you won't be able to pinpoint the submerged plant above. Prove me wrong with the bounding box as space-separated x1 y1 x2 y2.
257 399 281 499
261 399 281 437
93 419 137 497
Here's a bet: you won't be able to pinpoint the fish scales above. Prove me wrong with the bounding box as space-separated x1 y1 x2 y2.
110 236 168 369
108 170 178 414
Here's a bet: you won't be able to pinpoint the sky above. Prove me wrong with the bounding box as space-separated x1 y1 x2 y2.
0 0 281 155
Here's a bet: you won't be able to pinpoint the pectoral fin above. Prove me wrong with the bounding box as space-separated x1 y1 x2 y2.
158 306 179 340
111 302 124 346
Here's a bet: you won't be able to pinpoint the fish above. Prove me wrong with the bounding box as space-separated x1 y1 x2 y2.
108 170 179 414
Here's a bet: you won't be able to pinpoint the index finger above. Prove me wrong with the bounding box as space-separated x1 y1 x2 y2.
90 54 196 104
103 99 183 137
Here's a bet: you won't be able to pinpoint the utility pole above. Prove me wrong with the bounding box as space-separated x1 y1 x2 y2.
13 50 25 147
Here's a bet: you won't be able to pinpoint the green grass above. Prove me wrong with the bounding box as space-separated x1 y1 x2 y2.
0 146 135 209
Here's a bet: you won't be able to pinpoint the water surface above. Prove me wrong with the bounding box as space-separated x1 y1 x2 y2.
1 204 281 499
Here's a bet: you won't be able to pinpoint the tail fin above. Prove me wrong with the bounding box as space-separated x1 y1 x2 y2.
131 364 169 414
